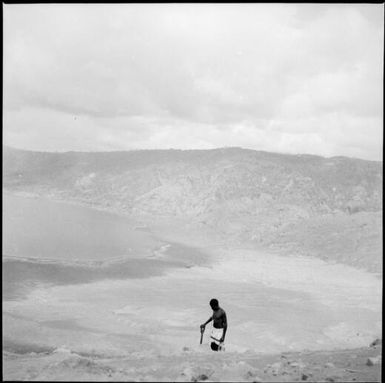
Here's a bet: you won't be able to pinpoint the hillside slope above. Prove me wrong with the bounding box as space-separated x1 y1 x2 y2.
3 146 382 272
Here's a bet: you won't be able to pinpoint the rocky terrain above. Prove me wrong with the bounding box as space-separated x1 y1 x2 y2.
3 146 382 272
3 340 382 382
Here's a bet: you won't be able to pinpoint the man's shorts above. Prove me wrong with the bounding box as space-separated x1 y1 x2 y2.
210 328 225 351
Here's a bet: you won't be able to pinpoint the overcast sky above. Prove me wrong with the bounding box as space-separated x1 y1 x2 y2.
3 4 384 160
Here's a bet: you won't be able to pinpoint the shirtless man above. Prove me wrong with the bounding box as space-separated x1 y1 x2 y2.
200 298 227 350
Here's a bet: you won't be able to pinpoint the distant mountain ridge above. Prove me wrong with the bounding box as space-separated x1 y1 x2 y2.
3 146 382 272
3 145 382 215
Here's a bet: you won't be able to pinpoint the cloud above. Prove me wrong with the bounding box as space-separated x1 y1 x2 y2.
3 4 384 160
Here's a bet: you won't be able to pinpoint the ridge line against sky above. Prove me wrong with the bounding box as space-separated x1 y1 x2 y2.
4 144 382 163
3 3 384 161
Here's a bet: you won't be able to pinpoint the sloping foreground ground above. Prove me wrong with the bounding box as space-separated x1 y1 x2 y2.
3 343 382 382
3 248 381 355
3 246 381 381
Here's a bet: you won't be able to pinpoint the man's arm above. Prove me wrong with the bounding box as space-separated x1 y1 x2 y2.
200 316 213 329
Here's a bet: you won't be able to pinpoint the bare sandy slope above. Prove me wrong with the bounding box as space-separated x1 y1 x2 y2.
3 242 381 381
3 343 382 382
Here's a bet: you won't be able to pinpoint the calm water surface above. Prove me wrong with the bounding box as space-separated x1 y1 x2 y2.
3 193 209 300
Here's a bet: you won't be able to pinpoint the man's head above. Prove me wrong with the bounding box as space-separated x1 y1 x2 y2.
210 298 219 310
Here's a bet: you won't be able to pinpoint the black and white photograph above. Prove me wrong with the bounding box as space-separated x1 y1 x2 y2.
3 3 383 382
